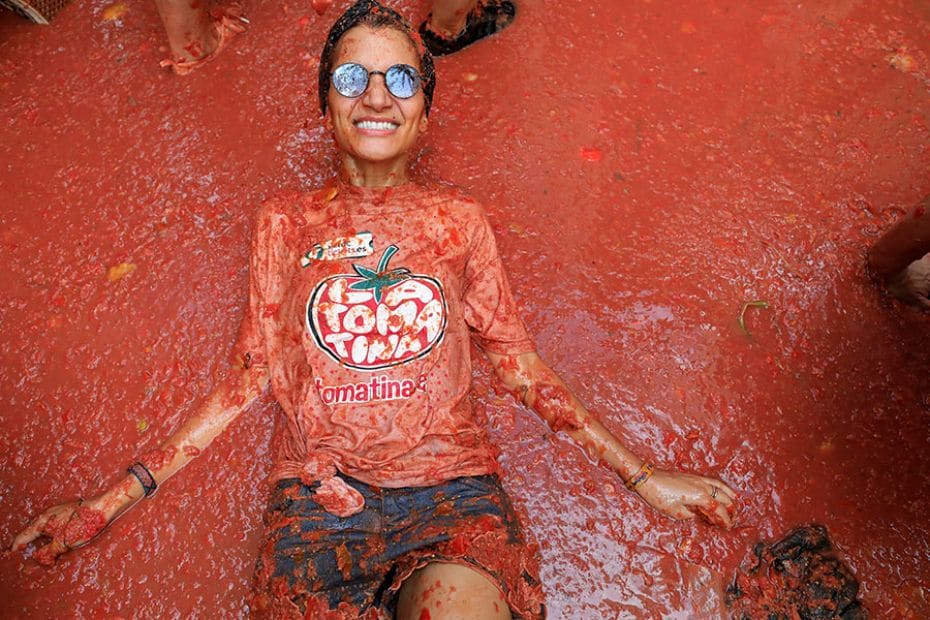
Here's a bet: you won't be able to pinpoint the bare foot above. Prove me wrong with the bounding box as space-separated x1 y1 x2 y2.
428 14 468 39
159 3 248 76
427 0 472 38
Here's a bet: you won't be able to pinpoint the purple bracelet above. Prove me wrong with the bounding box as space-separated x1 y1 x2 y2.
128 462 158 497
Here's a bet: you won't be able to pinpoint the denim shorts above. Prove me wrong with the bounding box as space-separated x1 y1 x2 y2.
249 473 545 619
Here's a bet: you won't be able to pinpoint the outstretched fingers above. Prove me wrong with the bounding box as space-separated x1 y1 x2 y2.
701 477 737 501
675 495 734 528
10 501 82 555
11 515 49 552
691 488 737 529
671 478 740 529
33 538 69 566
702 501 736 528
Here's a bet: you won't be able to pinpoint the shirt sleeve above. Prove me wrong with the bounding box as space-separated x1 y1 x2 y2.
461 207 535 355
231 200 283 370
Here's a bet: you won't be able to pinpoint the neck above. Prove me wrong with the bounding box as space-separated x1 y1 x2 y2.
340 154 410 188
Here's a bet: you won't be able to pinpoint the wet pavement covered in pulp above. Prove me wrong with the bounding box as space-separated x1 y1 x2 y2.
1 0 929 617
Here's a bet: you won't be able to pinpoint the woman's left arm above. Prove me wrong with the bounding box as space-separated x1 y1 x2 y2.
485 350 738 528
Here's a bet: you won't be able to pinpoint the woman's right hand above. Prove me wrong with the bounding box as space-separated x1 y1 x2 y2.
11 497 110 566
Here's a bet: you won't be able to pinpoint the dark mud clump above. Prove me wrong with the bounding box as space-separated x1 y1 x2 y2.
726 524 867 620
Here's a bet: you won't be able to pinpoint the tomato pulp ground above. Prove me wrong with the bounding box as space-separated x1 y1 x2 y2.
1 0 929 616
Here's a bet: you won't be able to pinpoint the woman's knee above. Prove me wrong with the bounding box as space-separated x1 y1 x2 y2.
396 561 511 620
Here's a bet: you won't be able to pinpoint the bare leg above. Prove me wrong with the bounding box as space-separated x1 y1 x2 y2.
869 195 930 308
869 195 930 280
396 561 511 620
154 0 219 63
428 0 477 38
420 0 516 56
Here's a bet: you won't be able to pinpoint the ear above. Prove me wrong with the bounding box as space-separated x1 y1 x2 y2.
418 113 429 134
324 107 334 131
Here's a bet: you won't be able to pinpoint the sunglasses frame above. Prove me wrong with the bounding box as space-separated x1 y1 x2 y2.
330 62 423 100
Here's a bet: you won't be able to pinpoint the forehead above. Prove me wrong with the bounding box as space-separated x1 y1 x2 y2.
334 25 420 70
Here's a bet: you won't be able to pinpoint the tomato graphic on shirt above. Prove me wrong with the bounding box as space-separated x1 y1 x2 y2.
306 245 447 371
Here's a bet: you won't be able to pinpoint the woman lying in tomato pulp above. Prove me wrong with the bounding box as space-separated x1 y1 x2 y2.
12 2 738 618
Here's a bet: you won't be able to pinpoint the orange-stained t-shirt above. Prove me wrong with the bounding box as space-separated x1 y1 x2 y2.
235 179 534 493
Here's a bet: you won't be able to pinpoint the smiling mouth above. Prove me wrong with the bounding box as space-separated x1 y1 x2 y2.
354 120 400 131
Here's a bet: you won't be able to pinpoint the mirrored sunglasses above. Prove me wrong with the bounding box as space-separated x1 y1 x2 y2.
331 62 422 100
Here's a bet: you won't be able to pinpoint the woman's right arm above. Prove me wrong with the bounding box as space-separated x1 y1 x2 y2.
13 195 287 565
11 362 270 565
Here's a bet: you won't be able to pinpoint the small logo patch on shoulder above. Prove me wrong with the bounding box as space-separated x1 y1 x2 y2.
301 232 374 267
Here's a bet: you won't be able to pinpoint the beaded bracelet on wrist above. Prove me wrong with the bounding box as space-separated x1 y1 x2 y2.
128 462 158 497
624 461 655 491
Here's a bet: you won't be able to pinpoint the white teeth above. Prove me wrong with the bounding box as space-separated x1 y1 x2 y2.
356 120 398 131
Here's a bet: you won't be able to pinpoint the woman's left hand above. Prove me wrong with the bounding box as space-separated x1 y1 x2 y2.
634 469 738 528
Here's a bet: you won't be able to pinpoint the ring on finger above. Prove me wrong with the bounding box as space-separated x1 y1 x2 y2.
710 486 718 499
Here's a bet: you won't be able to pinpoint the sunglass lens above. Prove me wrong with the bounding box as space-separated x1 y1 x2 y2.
332 63 368 98
385 65 421 99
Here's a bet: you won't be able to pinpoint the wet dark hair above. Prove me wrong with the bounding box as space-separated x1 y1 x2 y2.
318 0 436 116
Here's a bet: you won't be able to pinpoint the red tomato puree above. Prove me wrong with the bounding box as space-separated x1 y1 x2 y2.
1 0 928 617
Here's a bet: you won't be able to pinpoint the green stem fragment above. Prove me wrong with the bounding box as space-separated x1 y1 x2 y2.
738 300 770 337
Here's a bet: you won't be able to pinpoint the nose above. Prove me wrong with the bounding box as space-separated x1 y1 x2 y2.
362 73 392 110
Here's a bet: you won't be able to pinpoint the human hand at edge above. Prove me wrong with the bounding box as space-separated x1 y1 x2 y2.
886 255 930 310
10 497 109 566
635 469 739 529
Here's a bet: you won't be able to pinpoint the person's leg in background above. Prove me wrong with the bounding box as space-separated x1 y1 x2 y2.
420 0 517 56
155 0 247 74
427 0 476 38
